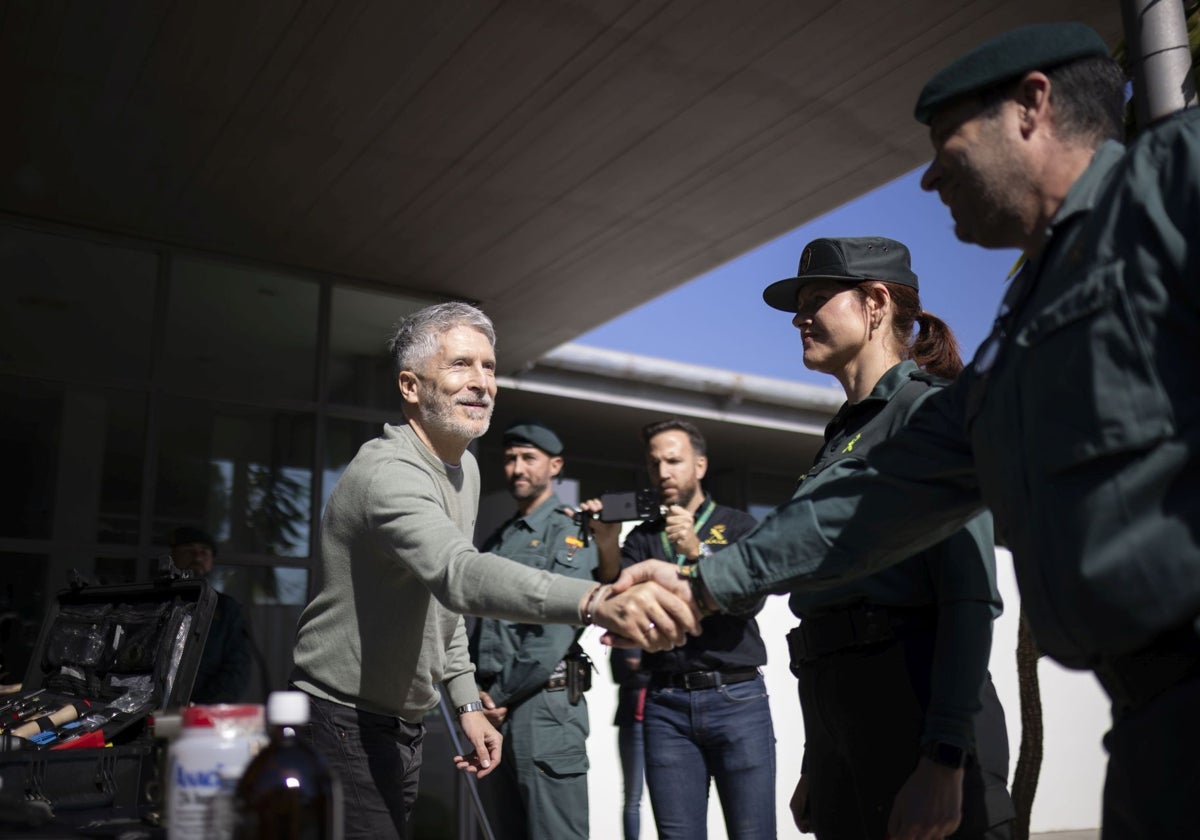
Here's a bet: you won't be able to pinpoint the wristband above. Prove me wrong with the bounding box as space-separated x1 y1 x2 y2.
455 701 485 716
581 584 607 625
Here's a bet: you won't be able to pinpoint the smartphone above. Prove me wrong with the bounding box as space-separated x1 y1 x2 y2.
598 489 662 522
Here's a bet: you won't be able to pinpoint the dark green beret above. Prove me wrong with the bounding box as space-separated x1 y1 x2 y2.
914 22 1110 125
763 236 917 313
503 421 564 456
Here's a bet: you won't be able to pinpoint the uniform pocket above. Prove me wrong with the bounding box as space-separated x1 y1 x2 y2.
1014 260 1175 475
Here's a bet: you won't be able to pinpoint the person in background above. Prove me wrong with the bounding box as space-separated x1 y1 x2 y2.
610 646 649 840
763 236 1014 839
582 418 774 840
470 421 598 840
169 526 252 704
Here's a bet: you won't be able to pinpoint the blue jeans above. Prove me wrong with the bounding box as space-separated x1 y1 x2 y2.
643 674 776 840
618 719 644 840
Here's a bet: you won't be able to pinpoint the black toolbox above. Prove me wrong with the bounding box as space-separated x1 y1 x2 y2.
0 571 215 836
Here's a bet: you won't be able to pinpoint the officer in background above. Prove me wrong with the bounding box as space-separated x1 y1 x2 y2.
617 23 1200 840
169 526 251 703
470 421 598 840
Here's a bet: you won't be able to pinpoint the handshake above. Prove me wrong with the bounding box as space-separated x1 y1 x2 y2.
579 559 719 652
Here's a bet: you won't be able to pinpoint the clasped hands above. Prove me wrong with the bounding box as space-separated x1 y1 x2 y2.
586 559 704 652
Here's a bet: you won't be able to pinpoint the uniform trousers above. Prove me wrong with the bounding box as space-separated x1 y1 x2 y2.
478 686 590 840
796 626 1014 840
1099 665 1200 838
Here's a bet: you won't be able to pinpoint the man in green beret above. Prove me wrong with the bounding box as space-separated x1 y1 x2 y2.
469 421 599 840
615 21 1200 840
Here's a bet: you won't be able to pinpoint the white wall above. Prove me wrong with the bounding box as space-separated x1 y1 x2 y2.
581 548 1111 838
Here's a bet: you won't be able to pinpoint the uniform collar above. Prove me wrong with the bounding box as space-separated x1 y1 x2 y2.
827 360 919 433
514 492 565 530
1047 140 1124 234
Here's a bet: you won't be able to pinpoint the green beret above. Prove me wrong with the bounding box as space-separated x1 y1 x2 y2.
914 22 1110 125
763 237 917 313
503 421 564 456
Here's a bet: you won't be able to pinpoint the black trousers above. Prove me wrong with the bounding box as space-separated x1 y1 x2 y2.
300 691 425 840
1100 670 1200 839
795 626 1014 840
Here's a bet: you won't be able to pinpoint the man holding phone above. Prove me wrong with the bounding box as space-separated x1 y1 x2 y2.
580 418 775 839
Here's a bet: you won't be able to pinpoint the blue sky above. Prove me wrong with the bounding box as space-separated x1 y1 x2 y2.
576 165 1022 389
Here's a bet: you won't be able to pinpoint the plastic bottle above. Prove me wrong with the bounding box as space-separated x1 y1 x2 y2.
166 704 265 839
232 691 342 840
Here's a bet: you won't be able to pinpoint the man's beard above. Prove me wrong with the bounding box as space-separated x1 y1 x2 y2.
421 388 493 442
508 476 549 504
667 482 697 510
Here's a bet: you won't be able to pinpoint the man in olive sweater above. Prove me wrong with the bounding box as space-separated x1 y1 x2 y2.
290 302 696 840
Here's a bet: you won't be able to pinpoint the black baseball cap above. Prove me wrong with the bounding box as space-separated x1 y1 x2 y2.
762 236 918 313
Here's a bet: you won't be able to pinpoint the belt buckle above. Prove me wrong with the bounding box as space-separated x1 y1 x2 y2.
682 671 711 690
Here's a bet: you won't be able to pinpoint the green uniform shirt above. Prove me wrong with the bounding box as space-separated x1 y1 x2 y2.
790 360 1000 749
470 493 598 708
703 108 1200 669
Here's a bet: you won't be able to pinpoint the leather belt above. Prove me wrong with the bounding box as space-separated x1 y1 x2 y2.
787 604 936 672
649 668 759 691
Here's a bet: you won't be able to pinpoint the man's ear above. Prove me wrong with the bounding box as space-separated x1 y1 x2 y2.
398 370 420 406
1015 71 1052 138
549 456 564 479
694 455 708 481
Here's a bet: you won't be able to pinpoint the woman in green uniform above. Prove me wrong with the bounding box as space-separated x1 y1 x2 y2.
767 236 1014 840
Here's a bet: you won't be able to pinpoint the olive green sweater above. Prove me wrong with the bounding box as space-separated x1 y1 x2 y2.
292 423 593 721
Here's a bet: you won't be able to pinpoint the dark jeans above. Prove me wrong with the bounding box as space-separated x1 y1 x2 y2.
618 719 644 840
1100 670 1200 839
643 673 776 840
299 691 425 840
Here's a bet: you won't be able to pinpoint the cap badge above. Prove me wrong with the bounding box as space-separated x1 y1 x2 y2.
799 246 813 273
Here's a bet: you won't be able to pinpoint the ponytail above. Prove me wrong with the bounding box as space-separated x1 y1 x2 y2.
911 310 963 380
856 282 964 380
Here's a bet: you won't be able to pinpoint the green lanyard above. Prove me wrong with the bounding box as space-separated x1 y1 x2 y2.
660 498 717 565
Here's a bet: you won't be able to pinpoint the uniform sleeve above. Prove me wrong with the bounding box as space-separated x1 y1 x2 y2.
711 508 768 617
488 622 580 708
921 511 1002 751
367 460 594 623
442 615 481 710
701 381 985 613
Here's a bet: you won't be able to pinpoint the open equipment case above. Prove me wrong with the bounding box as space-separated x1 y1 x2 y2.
0 565 216 837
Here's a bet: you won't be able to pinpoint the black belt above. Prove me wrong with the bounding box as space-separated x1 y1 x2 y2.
787 604 936 672
545 674 567 691
1093 618 1200 720
649 668 759 691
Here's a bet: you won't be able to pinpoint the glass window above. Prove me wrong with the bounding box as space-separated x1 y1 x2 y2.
0 377 62 539
327 286 428 411
0 224 156 382
323 417 387 513
161 257 319 403
153 398 314 558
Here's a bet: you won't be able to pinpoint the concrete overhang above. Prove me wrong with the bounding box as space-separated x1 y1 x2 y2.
1 2 1123 375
